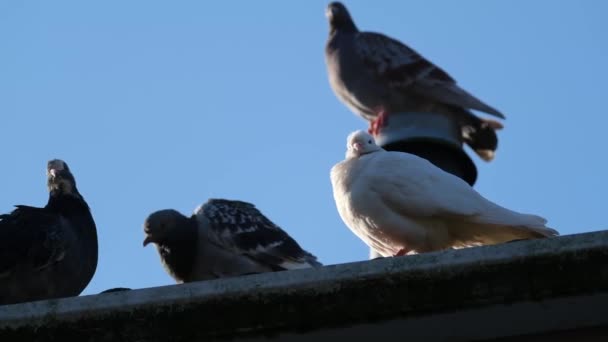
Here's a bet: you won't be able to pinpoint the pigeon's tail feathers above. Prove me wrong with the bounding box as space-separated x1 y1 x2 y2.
306 256 323 268
452 206 558 246
454 221 558 248
279 257 323 270
482 201 558 235
461 112 504 162
414 82 506 119
281 249 323 270
496 214 558 239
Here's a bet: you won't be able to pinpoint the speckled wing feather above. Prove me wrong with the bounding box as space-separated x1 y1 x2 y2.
195 199 321 270
354 31 505 118
0 205 67 278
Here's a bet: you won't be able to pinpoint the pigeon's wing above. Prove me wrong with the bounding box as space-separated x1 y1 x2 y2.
194 199 321 270
365 152 546 224
365 153 485 219
355 32 455 88
354 31 505 118
364 152 557 240
0 205 68 278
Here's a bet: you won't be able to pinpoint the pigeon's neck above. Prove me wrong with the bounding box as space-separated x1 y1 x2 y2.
48 189 83 205
157 217 198 282
346 149 376 159
48 192 91 219
330 21 358 36
47 194 96 235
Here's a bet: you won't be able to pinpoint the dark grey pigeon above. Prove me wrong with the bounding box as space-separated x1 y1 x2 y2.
99 287 131 294
143 199 322 283
324 1 505 162
0 159 98 305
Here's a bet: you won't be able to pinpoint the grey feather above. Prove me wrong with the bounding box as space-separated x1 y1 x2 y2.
324 2 505 161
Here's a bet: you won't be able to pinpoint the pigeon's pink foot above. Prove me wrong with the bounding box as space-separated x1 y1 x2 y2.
368 109 389 136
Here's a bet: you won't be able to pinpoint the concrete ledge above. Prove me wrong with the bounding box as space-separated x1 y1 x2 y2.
2 230 608 341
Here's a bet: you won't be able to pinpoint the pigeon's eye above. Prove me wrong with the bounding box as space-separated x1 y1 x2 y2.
368 140 372 144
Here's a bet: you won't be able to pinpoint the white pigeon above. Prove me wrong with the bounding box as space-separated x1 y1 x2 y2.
330 130 559 257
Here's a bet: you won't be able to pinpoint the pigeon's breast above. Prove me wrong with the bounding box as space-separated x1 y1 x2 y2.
331 158 402 256
326 35 387 121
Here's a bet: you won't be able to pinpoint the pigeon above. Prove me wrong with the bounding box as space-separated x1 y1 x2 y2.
99 287 131 294
143 199 322 283
330 130 558 257
324 1 505 162
0 159 98 305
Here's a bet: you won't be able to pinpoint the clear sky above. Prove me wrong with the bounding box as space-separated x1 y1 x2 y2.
1 1 607 295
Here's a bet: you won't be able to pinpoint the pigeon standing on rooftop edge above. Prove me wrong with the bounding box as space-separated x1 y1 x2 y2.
0 159 98 305
143 199 322 283
324 1 505 161
330 130 558 257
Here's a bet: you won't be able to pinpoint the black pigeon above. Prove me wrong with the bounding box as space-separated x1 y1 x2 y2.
324 1 505 161
99 287 131 294
143 199 322 283
0 159 98 305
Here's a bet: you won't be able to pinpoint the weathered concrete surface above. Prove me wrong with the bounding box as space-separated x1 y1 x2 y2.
2 230 608 341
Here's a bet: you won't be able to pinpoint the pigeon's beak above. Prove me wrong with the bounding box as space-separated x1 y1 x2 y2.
353 142 363 151
49 169 57 178
143 235 154 247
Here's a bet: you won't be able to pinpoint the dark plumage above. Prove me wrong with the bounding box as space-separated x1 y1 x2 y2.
99 287 131 294
324 1 505 162
143 199 322 283
0 159 98 305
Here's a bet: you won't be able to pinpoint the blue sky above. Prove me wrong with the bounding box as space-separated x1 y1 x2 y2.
1 1 607 295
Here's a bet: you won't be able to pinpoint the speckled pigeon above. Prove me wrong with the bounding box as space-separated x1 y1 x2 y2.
143 199 322 283
330 130 558 257
324 1 505 162
0 159 98 305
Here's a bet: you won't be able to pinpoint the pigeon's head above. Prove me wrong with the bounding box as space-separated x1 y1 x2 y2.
143 209 188 247
345 130 382 158
326 2 357 33
47 159 80 198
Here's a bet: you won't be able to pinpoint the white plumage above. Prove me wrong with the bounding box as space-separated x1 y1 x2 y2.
330 130 559 257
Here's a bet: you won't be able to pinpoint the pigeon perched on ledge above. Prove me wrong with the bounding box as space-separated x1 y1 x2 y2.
143 199 322 283
330 130 558 257
324 1 505 161
99 287 131 294
0 159 98 305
